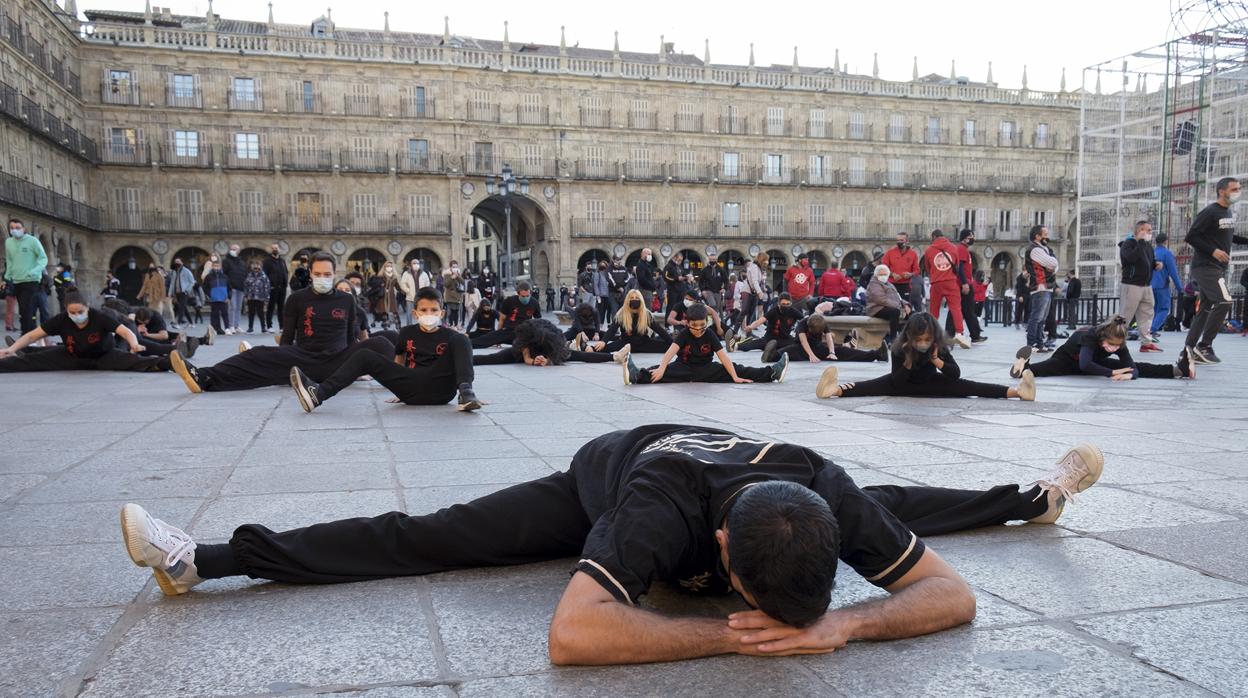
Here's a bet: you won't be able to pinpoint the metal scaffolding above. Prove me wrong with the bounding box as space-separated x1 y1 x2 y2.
1078 7 1248 296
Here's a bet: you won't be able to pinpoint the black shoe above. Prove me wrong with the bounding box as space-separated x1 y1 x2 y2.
771 353 789 383
457 383 483 412
1010 345 1033 379
1197 345 1221 364
876 342 890 362
184 335 200 359
169 351 202 394
1187 345 1212 365
1177 349 1196 379
761 339 779 363
623 355 640 385
972 336 988 344
4 335 14 348
289 366 322 413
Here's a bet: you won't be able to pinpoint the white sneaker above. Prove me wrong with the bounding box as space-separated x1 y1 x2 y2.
120 503 203 596
953 334 972 349
1028 444 1104 524
612 343 632 364
815 366 842 398
224 328 235 336
238 341 252 353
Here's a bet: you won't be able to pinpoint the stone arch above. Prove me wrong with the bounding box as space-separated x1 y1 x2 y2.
576 248 611 271
347 247 388 276
239 247 268 267
534 249 552 292
718 248 747 274
989 251 1015 297
403 247 443 274
765 248 788 290
109 245 154 304
841 250 869 274
676 248 704 272
172 246 212 274
55 237 70 266
806 249 831 275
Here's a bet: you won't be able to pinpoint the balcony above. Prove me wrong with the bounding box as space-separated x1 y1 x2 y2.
467 103 501 122
286 92 324 114
339 149 390 173
101 81 141 106
100 142 151 166
578 108 611 128
1031 132 1059 149
511 159 558 179
570 217 717 239
399 97 435 119
281 148 333 172
574 160 620 180
799 169 838 187
886 125 911 143
222 145 273 169
961 130 981 146
517 106 550 125
846 122 873 141
806 123 831 139
922 128 948 145
674 114 704 133
0 170 101 230
99 209 452 235
998 132 1023 148
227 90 263 111
343 95 380 117
159 143 213 168
718 115 748 135
763 119 791 137
670 164 713 184
623 162 664 181
166 87 203 109
20 96 41 131
759 167 796 185
627 111 657 130
464 153 502 176
715 166 755 185
395 151 445 174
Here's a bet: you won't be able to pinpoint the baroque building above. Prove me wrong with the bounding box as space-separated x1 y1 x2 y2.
0 0 1079 297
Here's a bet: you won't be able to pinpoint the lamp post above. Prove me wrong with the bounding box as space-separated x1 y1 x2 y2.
484 163 530 290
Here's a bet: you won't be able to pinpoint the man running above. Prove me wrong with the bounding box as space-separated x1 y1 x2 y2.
1184 176 1247 364
120 424 1103 665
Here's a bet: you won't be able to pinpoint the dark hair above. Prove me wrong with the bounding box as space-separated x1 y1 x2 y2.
63 291 86 308
8 217 23 227
133 307 154 322
576 302 597 322
414 287 442 305
310 251 337 270
727 481 840 627
778 292 792 302
958 228 974 241
1216 176 1239 194
345 271 364 282
930 229 944 240
973 269 985 283
1093 315 1128 344
685 303 709 322
805 314 827 335
516 281 532 293
895 312 946 364
1134 220 1151 232
683 289 699 300
1156 233 1168 245
102 297 132 315
1028 225 1047 241
513 319 570 364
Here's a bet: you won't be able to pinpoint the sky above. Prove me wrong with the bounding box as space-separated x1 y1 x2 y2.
88 0 1182 93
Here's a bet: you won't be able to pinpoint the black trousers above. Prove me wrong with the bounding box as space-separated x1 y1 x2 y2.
739 336 794 353
197 461 1049 583
871 307 903 337
473 348 612 365
267 286 287 330
637 360 774 384
138 336 177 357
781 342 880 363
603 335 670 354
0 347 167 373
1065 297 1079 328
840 374 1010 398
944 291 983 339
210 302 228 334
317 340 473 405
1185 267 1234 348
1029 352 1174 379
14 281 39 335
173 292 192 325
198 337 395 391
247 300 269 332
471 327 516 348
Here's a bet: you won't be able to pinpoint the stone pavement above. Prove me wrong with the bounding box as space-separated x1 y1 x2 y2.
2 326 1247 697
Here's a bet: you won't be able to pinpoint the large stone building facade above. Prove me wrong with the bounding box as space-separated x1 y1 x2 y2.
0 0 1080 298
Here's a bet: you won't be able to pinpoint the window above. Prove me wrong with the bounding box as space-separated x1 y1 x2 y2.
411 86 427 116
352 193 379 221
849 111 866 139
888 206 906 228
677 150 696 178
809 204 826 224
109 127 138 153
172 130 198 157
233 77 256 100
521 93 542 123
585 146 604 169
585 199 606 221
523 144 542 170
765 154 784 178
583 96 605 126
111 187 140 225
1035 122 1050 147
849 156 866 186
765 204 784 224
234 132 259 159
722 152 740 177
473 141 493 171
348 83 372 112
407 138 429 166
679 201 697 223
302 80 315 111
925 116 941 143
809 154 828 181
294 192 322 227
888 113 907 142
848 205 866 233
887 158 905 187
997 208 1014 232
238 191 263 216
961 207 987 233
677 103 698 130
631 147 651 174
175 189 203 227
963 119 977 144
171 74 195 98
630 99 652 128
108 69 131 89
522 93 541 110
963 160 982 182
408 194 432 218
999 120 1016 145
766 106 785 136
925 206 944 227
632 200 653 222
295 134 318 154
722 202 741 227
1032 210 1051 227
809 108 826 138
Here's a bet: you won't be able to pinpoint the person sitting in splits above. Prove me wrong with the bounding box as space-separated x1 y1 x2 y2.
470 281 541 348
474 318 622 367
668 289 726 336
466 299 497 340
167 252 394 393
289 287 482 413
783 313 889 364
0 291 170 373
624 303 788 385
595 289 673 357
816 312 1035 400
1009 315 1195 382
133 307 215 359
565 302 607 352
732 292 803 356
118 424 1104 665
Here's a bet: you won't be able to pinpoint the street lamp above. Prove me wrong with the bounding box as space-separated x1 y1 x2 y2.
484 163 530 289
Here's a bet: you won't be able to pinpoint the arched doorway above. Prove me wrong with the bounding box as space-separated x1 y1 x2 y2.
625 249 644 270
469 194 551 285
55 238 69 266
765 249 788 291
806 249 831 275
172 246 212 274
534 250 552 293
240 247 268 267
841 250 869 276
576 249 610 272
403 248 443 275
677 248 704 272
347 247 388 276
718 249 747 275
109 245 153 304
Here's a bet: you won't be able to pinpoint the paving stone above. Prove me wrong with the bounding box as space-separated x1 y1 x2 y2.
0 607 124 697
879 462 1047 491
827 442 979 467
0 543 146 610
1075 600 1248 697
936 437 1073 462
20 467 229 504
1129 478 1248 518
1099 520 1248 583
0 497 201 547
222 460 394 495
0 473 44 503
72 446 248 472
0 448 98 473
1042 486 1235 533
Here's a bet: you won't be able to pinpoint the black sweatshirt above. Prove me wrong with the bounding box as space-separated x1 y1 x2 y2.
1186 201 1248 271
889 346 960 384
1118 238 1155 287
603 316 673 344
279 288 357 355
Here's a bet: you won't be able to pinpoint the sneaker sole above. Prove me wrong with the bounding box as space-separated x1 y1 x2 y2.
457 401 482 412
289 368 316 413
1066 443 1105 492
622 360 632 386
1017 369 1037 401
1010 346 1032 379
815 366 840 399
775 360 789 384
169 352 202 394
120 504 184 597
954 336 971 349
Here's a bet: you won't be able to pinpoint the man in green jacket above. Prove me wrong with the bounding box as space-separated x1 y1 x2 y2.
3 218 48 336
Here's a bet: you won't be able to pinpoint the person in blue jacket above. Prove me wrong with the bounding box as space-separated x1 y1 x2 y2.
1150 233 1184 339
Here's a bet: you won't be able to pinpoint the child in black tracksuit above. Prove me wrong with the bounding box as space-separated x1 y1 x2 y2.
473 319 612 366
1010 315 1193 381
816 312 1035 400
624 303 787 385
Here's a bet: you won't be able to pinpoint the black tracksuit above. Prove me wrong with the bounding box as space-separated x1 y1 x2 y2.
0 309 167 373
839 347 1010 398
1184 201 1248 348
470 296 541 348
635 329 775 384
739 305 803 352
316 325 473 404
262 254 289 330
782 318 882 362
1030 329 1174 379
602 316 673 354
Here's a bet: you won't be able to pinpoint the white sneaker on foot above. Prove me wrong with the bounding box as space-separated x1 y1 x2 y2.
612 343 632 364
815 366 841 399
120 503 203 596
953 333 972 349
1028 444 1104 524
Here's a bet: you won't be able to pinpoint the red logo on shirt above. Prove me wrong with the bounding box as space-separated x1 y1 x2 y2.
87 332 101 344
331 309 346 320
405 339 416 368
435 342 448 356
303 307 315 337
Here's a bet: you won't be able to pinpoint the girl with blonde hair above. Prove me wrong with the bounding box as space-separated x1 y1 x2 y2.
600 288 673 355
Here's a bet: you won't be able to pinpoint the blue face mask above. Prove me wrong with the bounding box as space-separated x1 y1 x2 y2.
519 295 531 304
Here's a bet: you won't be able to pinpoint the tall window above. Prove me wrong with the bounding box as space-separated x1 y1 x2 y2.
412 86 427 116
722 202 741 227
408 194 432 220
998 208 1019 232
809 108 826 138
849 156 866 186
302 80 315 111
677 150 696 178
677 103 698 131
888 113 907 142
632 200 653 222
173 130 198 157
407 138 429 167
585 145 604 172
848 205 866 233
111 187 140 226
722 152 740 177
238 190 263 227
809 154 827 181
109 127 138 154
1035 122 1050 147
888 206 906 228
766 106 785 136
808 204 826 224
849 111 866 139
963 118 977 144
352 193 379 221
171 74 195 98
233 77 256 101
887 158 905 187
295 134 318 154
631 147 651 174
351 137 374 158
999 120 1016 145
925 116 941 144
679 201 697 223
348 83 372 112
473 141 493 171
175 189 203 227
925 206 944 227
765 203 785 224
765 154 784 179
523 143 542 171
234 132 259 159
585 199 606 221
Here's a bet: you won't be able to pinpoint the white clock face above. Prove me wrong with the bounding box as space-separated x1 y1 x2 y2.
613 243 627 257
543 185 556 200
833 246 844 258
660 244 673 257
460 182 475 196
791 244 803 257
748 244 761 257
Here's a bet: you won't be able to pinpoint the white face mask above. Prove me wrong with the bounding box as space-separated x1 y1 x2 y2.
1140 232 1153 242
1230 190 1242 203
229 250 239 257
9 228 24 238
683 299 695 308
417 314 442 328
69 311 89 325
644 255 652 262
451 265 459 272
311 277 334 294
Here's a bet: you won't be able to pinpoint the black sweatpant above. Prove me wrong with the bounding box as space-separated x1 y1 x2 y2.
781 342 880 362
944 291 983 339
0 347 167 373
316 343 472 405
473 348 612 365
210 301 228 334
1185 267 1234 348
1029 352 1175 379
872 307 903 337
604 335 670 354
267 286 286 330
197 337 395 391
839 374 1010 398
14 281 39 335
636 360 774 384
471 327 516 348
739 336 794 353
194 462 1048 583
247 300 269 333
137 336 177 357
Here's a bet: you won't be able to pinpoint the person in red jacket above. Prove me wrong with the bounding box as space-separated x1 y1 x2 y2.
881 232 920 303
817 265 857 299
784 254 816 304
922 230 971 348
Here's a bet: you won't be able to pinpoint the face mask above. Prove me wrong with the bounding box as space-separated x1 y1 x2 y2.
9 228 24 238
644 255 652 262
519 295 531 304
876 274 889 284
897 242 906 249
1230 191 1242 203
965 240 974 247
913 341 932 353
271 250 279 256
451 265 459 272
683 299 695 308
385 268 394 276
417 314 442 328
229 250 239 257
1141 232 1153 242
69 311 89 325
173 262 182 268
780 304 792 311
312 277 334 294
629 299 642 310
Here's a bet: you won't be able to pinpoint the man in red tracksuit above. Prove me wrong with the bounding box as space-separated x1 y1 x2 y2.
922 230 971 348
881 231 920 304
784 254 816 305
816 265 858 299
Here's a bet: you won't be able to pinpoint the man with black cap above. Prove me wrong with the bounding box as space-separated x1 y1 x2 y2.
943 229 986 344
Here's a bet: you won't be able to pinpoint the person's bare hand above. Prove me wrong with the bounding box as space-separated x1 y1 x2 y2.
0 348 12 359
385 396 402 403
808 353 821 363
732 376 754 383
1213 249 1231 263
1111 372 1133 381
729 610 849 656
533 355 549 366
